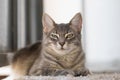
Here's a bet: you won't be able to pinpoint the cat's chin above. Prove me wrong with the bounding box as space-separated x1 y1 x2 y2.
54 48 74 55
57 47 69 51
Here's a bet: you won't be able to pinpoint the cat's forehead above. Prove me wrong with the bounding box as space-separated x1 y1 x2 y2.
53 23 72 33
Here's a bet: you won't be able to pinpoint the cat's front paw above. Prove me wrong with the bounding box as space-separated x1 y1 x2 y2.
74 68 90 76
54 70 74 76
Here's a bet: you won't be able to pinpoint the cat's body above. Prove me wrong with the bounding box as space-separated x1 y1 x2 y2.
12 42 41 76
8 13 90 79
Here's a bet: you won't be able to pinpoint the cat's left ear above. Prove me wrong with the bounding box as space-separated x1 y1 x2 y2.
69 13 82 33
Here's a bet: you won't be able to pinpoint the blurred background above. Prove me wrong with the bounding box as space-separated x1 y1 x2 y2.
0 0 120 72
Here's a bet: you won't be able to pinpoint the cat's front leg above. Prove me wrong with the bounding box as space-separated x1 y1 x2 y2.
54 69 75 76
74 68 90 76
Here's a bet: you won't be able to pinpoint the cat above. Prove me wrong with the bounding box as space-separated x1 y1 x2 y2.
5 13 90 79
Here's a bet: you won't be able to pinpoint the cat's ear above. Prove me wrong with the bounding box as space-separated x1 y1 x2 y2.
69 13 82 33
42 13 55 33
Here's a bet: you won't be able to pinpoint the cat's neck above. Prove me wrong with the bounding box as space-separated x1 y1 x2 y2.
42 45 84 68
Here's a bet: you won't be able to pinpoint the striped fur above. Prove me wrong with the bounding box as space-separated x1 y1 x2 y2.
9 13 89 79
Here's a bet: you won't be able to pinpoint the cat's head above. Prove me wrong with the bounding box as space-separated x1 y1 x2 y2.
42 13 82 55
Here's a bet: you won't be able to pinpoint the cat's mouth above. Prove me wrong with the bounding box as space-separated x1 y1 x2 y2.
57 47 65 50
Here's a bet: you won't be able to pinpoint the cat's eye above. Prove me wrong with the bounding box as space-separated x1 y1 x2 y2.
65 33 74 40
50 33 59 40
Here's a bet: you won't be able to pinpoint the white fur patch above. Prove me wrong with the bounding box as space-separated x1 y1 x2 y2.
0 65 15 80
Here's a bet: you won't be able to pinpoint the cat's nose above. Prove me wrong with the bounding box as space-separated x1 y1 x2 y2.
59 42 65 46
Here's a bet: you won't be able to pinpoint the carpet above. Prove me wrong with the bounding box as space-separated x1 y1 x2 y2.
14 72 120 80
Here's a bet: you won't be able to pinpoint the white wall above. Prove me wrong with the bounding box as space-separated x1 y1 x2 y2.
84 0 120 71
43 0 83 23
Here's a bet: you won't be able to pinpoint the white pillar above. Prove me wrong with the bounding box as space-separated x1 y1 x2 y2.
17 0 26 49
0 0 9 51
84 0 120 71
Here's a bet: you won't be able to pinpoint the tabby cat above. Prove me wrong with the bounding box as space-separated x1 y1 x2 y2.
10 13 90 79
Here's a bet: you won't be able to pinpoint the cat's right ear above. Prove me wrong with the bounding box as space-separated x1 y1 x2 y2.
42 13 55 33
69 13 82 33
